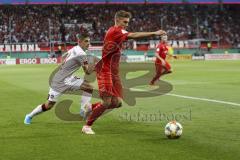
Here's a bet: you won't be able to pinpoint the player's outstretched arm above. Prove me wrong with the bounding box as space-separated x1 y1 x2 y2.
128 30 166 39
166 48 177 59
167 53 177 59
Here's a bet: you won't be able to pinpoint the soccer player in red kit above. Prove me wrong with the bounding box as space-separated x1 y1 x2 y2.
82 10 166 134
150 35 172 85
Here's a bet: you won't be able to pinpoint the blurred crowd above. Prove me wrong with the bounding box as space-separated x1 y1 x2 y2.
0 4 239 47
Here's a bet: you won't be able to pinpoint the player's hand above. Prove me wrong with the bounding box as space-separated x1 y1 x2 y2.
161 59 166 66
155 30 166 36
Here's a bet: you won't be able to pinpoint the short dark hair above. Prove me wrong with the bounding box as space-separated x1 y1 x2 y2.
115 10 132 19
76 33 90 40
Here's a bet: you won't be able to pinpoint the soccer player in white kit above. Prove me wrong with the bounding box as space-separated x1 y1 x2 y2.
24 33 94 125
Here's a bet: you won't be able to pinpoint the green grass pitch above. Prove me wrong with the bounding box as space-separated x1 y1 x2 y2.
0 60 240 160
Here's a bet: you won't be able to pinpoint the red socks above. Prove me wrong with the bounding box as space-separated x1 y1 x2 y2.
87 102 122 126
91 102 101 110
87 102 106 126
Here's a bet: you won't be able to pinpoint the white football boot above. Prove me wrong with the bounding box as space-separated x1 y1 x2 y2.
82 125 95 135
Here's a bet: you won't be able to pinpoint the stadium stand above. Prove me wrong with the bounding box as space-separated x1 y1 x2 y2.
0 4 240 48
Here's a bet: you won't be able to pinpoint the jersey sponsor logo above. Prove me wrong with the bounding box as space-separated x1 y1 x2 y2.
40 58 58 64
20 58 37 64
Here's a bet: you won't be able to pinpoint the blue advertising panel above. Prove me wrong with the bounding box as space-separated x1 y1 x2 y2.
148 0 182 3
0 0 66 4
106 0 144 3
223 0 240 3
186 0 218 3
0 0 240 4
0 0 25 4
148 0 240 3
28 0 66 3
68 0 106 3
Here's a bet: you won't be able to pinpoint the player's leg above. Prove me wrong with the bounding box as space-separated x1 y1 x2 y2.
79 80 93 119
161 61 172 75
109 96 122 108
150 63 162 85
82 93 123 134
64 76 93 119
24 88 60 124
86 95 111 125
109 77 122 109
101 76 123 113
82 95 112 134
82 72 116 134
24 101 56 125
98 96 122 116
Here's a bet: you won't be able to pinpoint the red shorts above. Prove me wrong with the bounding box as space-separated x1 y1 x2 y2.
155 60 171 73
97 72 123 98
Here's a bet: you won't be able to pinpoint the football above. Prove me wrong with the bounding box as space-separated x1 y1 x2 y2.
164 121 183 139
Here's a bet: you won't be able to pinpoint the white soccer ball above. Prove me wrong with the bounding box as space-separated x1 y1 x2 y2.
164 121 183 139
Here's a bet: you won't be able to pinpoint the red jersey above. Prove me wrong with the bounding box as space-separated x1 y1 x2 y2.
96 26 129 75
155 42 168 64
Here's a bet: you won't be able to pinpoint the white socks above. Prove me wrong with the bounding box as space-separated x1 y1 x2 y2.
80 92 92 110
28 92 92 118
28 105 43 118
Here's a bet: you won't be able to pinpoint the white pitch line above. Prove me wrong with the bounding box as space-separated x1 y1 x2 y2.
132 88 240 107
166 93 240 107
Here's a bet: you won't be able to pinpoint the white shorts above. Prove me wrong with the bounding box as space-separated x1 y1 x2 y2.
48 76 84 102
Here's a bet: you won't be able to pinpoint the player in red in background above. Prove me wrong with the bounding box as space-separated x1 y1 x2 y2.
149 35 173 85
81 10 166 134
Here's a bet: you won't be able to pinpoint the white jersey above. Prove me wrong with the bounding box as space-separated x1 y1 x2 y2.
50 45 88 93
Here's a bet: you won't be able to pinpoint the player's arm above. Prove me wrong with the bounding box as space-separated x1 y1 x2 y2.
167 53 177 59
155 46 166 66
166 46 177 59
127 30 166 39
155 52 166 66
82 57 99 75
82 63 91 75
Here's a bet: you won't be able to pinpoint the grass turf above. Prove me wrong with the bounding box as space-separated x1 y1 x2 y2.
0 60 240 160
